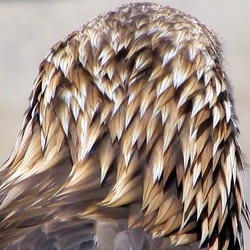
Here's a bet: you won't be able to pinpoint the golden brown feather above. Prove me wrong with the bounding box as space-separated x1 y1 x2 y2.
0 2 249 250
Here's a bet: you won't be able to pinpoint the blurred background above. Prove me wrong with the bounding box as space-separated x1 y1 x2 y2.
0 0 250 247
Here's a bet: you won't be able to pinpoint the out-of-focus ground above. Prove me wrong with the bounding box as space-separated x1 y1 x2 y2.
0 0 250 248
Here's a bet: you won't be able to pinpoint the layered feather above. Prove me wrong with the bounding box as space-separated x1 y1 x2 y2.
0 2 249 250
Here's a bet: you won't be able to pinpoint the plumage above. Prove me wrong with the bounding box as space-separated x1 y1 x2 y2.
0 2 249 250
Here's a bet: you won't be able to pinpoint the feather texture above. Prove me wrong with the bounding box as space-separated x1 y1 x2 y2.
0 2 249 250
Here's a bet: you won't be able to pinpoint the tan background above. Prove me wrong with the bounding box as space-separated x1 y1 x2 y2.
0 0 250 247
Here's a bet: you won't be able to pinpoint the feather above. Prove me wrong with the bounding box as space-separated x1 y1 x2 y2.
0 2 249 250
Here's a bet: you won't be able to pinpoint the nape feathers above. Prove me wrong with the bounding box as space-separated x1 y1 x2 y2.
0 3 249 250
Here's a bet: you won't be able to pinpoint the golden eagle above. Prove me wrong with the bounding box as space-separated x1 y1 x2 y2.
0 3 249 250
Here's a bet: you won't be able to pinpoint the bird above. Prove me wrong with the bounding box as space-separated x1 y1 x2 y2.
0 2 249 250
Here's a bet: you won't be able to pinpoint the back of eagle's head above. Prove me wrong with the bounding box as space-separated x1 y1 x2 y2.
0 2 249 250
